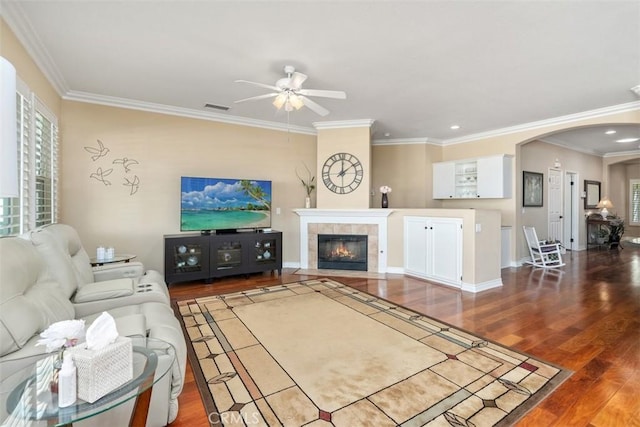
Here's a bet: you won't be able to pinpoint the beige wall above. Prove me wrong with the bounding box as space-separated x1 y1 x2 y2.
60 101 316 272
316 126 371 209
371 143 443 208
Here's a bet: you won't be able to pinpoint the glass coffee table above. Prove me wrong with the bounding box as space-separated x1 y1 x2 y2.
0 339 174 426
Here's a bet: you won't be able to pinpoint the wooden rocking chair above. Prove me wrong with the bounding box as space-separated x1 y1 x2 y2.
523 226 565 269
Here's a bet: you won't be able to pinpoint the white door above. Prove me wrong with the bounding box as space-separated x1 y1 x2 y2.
404 217 428 275
548 168 563 243
429 218 462 285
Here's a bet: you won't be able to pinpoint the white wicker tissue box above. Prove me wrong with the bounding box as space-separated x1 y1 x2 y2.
69 336 133 403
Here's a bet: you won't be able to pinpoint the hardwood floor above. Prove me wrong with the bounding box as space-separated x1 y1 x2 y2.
168 244 640 426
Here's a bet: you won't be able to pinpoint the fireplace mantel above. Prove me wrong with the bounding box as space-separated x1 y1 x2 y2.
294 208 394 218
294 209 393 273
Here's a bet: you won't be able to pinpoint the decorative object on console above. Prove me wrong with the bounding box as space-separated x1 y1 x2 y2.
596 197 613 219
296 163 315 208
380 185 392 208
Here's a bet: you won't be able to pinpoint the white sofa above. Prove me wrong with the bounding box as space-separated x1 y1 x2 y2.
0 227 187 426
27 224 171 317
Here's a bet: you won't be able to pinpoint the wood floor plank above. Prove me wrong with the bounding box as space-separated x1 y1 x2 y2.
167 244 640 426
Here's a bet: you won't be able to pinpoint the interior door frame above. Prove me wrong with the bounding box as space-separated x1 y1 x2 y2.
547 168 563 244
563 170 580 250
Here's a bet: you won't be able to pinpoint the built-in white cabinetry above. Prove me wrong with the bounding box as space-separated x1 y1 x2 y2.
433 154 512 199
404 216 462 288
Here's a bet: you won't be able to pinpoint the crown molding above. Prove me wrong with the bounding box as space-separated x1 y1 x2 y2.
539 135 640 158
371 137 442 146
603 149 640 158
441 101 640 146
1 2 68 95
312 119 375 130
63 91 317 135
538 136 603 156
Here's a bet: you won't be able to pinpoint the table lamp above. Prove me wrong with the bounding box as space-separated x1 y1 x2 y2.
596 197 613 219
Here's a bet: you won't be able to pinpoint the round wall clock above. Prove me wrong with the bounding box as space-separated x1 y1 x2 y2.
321 152 364 194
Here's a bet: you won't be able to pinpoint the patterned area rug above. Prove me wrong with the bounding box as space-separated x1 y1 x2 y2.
174 279 571 426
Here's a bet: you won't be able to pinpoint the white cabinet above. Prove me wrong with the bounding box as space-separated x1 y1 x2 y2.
404 216 462 288
432 154 512 199
432 162 456 199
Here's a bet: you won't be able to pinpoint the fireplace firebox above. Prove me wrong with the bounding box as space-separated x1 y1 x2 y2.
317 234 368 271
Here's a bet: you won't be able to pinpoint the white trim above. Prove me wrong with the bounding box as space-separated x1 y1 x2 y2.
442 101 640 146
461 278 504 293
64 91 317 135
293 208 392 273
371 137 442 146
603 150 640 158
540 136 640 158
312 119 375 130
1 2 69 95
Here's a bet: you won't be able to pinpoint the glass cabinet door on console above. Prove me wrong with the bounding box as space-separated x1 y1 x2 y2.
249 234 282 275
164 234 210 284
210 239 244 277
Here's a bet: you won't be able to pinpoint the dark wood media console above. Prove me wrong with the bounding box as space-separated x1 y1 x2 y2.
164 230 282 284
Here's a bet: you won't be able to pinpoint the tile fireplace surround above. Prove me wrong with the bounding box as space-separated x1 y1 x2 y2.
294 209 393 273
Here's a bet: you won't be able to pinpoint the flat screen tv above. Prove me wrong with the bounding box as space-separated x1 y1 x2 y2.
181 177 272 233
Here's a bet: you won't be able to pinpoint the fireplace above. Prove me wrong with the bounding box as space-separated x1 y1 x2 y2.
318 234 368 271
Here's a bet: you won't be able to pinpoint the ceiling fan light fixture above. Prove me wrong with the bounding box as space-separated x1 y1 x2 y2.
273 93 287 110
289 94 304 110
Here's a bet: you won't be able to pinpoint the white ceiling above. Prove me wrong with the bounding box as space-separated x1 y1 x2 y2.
2 0 639 157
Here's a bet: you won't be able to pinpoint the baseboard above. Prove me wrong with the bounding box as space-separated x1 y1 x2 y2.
461 278 504 293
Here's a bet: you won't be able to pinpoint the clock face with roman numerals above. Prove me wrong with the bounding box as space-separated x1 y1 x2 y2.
321 152 363 194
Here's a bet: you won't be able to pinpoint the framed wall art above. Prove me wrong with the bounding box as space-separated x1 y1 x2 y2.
584 180 601 209
523 171 543 207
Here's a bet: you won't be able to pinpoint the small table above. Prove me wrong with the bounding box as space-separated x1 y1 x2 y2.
90 254 136 267
1 340 174 427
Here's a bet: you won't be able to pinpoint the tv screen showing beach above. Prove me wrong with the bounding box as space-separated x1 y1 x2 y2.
181 177 272 232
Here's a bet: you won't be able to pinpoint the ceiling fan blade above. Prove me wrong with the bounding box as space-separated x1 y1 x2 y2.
289 72 308 90
300 96 330 116
234 93 279 103
234 79 281 92
298 89 347 99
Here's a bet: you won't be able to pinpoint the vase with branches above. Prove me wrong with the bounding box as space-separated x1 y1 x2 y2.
296 163 316 208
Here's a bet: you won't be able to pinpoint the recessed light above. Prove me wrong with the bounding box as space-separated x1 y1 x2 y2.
450 125 460 130
384 132 391 137
615 137 639 143
605 130 616 135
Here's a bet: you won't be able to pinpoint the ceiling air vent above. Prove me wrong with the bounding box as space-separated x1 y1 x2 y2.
204 103 230 111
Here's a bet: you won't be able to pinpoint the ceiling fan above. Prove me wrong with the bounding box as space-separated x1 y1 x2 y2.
234 65 346 117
